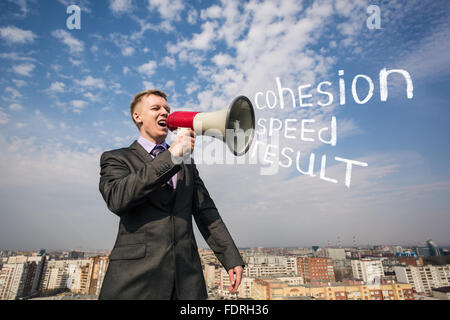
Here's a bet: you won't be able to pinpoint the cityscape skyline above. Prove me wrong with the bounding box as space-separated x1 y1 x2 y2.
1 238 449 253
1 243 449 300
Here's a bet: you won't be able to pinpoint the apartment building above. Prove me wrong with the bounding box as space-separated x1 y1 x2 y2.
252 278 414 300
297 257 335 283
0 255 46 300
351 259 384 284
0 263 28 300
217 271 303 299
40 259 90 295
394 264 450 296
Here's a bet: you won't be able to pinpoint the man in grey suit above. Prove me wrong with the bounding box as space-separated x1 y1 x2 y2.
98 89 245 300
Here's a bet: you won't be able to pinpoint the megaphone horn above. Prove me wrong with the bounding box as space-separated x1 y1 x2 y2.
167 96 255 156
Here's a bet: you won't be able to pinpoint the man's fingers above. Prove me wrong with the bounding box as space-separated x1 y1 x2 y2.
227 267 243 293
228 269 236 291
228 269 235 284
234 268 242 290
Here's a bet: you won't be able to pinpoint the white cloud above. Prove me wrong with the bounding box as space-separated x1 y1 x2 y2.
185 81 200 95
137 60 157 76
90 44 100 55
68 57 83 66
83 92 102 102
35 109 55 129
57 0 92 13
147 0 184 21
121 46 135 56
0 26 36 44
12 62 35 77
394 19 450 82
0 109 9 125
142 80 155 90
4 86 22 100
12 79 27 88
9 103 23 111
48 81 65 93
168 0 343 115
109 32 136 57
74 76 106 89
187 9 198 24
7 0 33 18
200 5 222 20
109 0 132 14
51 29 84 55
0 52 36 62
161 56 176 68
70 100 88 113
212 53 233 67
170 21 217 55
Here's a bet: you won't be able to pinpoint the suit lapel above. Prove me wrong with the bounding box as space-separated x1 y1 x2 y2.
129 140 154 164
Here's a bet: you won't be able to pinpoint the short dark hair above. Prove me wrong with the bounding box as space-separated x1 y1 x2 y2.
130 89 168 129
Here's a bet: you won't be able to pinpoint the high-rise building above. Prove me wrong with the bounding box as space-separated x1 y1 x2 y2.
252 279 414 300
427 239 442 257
297 257 335 283
72 264 90 294
0 255 46 300
394 264 450 296
217 269 258 299
65 256 109 297
351 259 384 284
203 263 221 291
0 263 28 300
88 256 109 296
40 259 90 295
243 255 297 278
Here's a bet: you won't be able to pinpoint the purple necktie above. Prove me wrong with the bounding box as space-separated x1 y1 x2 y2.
150 145 166 157
150 145 174 189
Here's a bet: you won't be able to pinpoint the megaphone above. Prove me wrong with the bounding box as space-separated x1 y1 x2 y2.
167 96 255 156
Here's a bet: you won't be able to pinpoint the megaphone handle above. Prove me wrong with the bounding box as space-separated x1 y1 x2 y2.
175 127 194 160
176 127 190 137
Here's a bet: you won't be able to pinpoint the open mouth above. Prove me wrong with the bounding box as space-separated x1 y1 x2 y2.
157 119 167 128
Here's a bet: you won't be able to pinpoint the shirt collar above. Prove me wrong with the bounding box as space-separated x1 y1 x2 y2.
137 136 168 154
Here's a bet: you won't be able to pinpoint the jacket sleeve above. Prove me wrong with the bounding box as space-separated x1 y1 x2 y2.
191 163 245 271
99 149 181 216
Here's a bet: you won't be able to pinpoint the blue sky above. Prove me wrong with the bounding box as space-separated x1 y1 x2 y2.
0 0 449 251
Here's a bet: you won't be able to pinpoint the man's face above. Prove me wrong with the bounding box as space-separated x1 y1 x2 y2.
134 94 171 144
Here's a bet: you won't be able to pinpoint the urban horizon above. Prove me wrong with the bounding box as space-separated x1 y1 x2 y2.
2 239 449 253
1 240 449 301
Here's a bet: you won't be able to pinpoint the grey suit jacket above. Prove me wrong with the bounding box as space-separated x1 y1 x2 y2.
98 140 244 300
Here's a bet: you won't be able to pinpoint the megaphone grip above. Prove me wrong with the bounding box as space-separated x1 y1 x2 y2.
166 111 200 131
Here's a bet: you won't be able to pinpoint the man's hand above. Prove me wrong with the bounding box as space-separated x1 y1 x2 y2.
168 128 195 158
228 265 243 294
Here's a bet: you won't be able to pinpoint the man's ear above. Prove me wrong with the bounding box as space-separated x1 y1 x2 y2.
133 111 142 125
